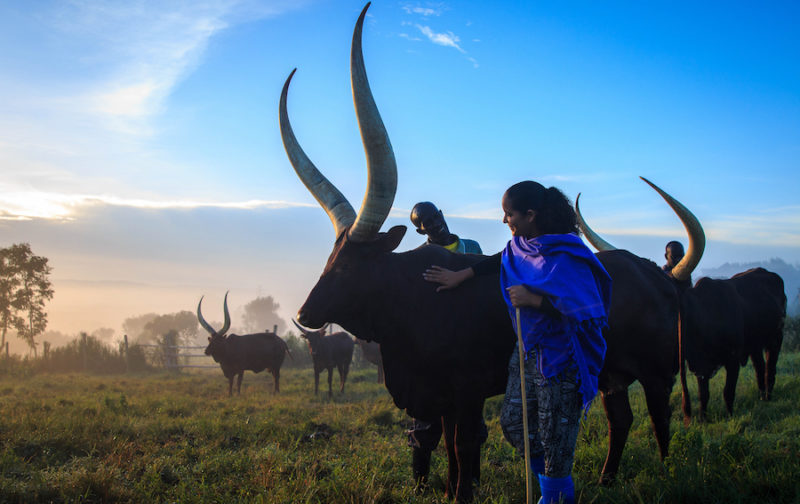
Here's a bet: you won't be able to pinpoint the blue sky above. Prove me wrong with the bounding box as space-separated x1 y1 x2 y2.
0 1 798 342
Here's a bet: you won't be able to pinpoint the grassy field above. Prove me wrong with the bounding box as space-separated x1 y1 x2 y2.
0 353 798 503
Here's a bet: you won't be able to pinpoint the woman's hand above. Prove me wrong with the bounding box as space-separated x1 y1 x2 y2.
423 265 474 292
505 285 544 308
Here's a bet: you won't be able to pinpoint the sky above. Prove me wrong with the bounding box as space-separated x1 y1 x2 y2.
1 1 798 351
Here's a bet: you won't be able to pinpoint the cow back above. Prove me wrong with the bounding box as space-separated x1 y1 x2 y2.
225 332 288 373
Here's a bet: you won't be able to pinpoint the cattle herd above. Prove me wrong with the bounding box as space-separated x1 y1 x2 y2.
189 4 789 503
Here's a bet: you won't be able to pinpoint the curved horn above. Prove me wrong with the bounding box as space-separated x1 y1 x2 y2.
640 176 705 282
197 295 217 336
575 193 616 252
347 2 398 241
219 291 232 336
292 318 311 335
280 69 357 238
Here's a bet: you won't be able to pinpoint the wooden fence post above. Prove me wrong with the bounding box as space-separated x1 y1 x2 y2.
123 334 129 373
273 324 278 334
164 331 178 371
82 333 88 372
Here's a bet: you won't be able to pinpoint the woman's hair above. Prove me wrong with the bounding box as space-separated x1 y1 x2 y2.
504 181 579 235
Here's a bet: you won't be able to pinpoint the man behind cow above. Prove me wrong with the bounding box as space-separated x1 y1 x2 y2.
663 240 692 290
407 201 488 488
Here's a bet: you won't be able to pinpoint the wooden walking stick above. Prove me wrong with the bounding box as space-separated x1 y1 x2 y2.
516 308 534 504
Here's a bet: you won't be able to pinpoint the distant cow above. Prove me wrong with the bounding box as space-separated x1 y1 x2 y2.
677 268 785 422
357 340 384 384
728 268 786 401
293 320 355 397
198 293 291 396
678 276 746 421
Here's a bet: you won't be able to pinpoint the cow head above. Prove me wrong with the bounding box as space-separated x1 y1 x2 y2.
292 319 331 355
575 176 705 283
280 3 400 340
197 291 232 361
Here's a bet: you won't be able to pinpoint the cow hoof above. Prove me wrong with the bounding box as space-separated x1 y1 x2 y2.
598 473 616 486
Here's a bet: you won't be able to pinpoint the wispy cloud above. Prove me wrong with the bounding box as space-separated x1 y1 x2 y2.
401 3 445 16
416 25 464 53
0 191 316 221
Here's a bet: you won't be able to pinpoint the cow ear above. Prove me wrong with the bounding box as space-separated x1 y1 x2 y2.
380 225 407 252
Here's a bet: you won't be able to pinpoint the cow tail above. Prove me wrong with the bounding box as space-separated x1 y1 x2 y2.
678 310 691 426
281 337 294 361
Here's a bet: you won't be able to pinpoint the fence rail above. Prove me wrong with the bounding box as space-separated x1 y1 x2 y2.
139 336 216 370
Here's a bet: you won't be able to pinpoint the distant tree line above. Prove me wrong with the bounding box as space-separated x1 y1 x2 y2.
0 243 53 356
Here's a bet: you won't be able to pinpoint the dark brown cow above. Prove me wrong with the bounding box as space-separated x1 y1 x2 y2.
576 176 705 482
292 321 355 397
198 293 291 396
581 196 786 424
729 268 786 401
280 5 514 501
356 339 384 384
677 276 746 421
677 269 785 422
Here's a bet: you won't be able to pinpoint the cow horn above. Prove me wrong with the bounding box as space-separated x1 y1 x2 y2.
219 291 232 336
292 318 311 335
279 2 397 243
347 2 397 242
640 176 705 282
197 295 217 335
575 193 616 251
280 69 357 238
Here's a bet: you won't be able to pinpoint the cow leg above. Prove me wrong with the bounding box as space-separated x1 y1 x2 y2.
696 375 710 422
641 377 673 462
227 376 234 397
764 343 781 401
750 350 767 400
327 368 334 398
442 415 459 500
723 362 740 416
599 390 633 485
453 405 483 503
273 368 280 394
236 373 244 395
314 371 320 395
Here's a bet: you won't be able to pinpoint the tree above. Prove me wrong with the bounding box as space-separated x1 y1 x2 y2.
0 247 23 348
143 311 198 346
241 296 286 335
0 243 53 355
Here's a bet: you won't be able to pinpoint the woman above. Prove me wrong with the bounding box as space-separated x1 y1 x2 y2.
423 181 612 504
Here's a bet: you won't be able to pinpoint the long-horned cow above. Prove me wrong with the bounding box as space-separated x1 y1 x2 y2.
575 176 705 481
579 187 786 423
198 293 292 396
280 4 514 501
292 320 355 397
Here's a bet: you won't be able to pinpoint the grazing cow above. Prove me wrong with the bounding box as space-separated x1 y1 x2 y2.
677 268 785 422
575 176 705 482
356 340 384 384
198 293 292 396
292 321 355 397
728 268 786 401
280 5 515 501
677 276 746 421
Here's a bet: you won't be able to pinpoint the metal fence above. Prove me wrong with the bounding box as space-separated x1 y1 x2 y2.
139 332 216 370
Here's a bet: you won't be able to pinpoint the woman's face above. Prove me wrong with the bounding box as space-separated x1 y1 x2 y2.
502 193 539 238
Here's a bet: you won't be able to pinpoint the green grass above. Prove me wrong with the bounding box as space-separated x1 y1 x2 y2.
0 354 799 503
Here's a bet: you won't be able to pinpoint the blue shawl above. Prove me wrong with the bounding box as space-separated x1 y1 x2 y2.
500 233 612 412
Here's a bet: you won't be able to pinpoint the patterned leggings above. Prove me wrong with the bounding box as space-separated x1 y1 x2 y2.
500 345 583 478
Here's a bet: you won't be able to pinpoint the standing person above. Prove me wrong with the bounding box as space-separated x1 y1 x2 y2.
662 240 685 275
662 240 692 291
423 181 612 504
407 201 486 490
410 201 482 254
